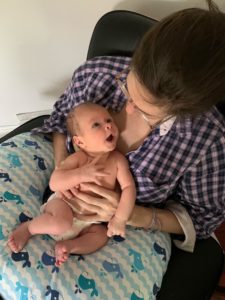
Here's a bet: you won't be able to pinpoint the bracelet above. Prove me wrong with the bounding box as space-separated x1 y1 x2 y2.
144 207 162 232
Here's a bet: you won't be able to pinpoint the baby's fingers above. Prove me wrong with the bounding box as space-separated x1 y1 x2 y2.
107 228 114 237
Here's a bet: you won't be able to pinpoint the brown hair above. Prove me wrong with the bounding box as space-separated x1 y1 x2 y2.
132 1 225 116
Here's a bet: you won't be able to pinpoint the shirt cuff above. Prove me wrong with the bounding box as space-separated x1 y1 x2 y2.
165 200 196 252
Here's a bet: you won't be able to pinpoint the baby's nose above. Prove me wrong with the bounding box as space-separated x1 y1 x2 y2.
105 123 112 130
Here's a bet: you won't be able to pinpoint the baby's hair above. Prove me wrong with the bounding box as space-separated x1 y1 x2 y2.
66 102 105 136
66 108 80 137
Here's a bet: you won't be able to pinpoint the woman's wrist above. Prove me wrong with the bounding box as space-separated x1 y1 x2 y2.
143 207 162 231
127 205 152 228
127 205 184 234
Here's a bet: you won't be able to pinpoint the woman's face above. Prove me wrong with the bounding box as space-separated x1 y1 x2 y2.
126 71 168 126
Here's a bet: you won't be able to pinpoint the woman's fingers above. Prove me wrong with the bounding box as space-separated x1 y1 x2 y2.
69 187 79 196
60 190 73 199
76 198 100 213
74 190 100 205
61 183 120 223
80 183 119 203
74 213 101 223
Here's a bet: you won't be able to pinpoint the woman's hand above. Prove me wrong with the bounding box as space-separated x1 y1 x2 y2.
57 187 79 200
64 183 120 223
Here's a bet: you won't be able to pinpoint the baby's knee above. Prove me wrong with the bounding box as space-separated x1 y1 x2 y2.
49 214 73 234
58 216 73 232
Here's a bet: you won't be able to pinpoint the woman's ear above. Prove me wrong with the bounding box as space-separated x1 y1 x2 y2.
72 135 85 149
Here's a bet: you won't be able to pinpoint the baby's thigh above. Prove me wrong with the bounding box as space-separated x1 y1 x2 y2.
44 196 73 220
82 224 106 234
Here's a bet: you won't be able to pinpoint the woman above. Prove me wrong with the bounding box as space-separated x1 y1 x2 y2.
34 2 225 299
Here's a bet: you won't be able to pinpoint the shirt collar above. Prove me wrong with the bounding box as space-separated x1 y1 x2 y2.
159 116 176 136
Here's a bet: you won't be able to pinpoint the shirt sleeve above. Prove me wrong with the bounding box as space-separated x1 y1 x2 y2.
32 56 129 137
178 136 225 239
165 200 196 252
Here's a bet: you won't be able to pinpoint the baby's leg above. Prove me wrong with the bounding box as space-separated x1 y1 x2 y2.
55 224 108 266
8 197 73 253
28 197 74 235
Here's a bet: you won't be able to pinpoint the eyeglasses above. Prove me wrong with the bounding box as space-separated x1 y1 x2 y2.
115 69 158 128
115 69 173 130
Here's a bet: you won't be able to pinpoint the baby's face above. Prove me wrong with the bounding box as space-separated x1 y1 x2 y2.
76 106 119 153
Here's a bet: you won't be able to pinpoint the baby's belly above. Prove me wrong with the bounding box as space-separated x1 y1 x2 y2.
69 182 116 215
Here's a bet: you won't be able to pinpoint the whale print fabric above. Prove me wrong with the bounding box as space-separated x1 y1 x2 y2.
0 132 171 300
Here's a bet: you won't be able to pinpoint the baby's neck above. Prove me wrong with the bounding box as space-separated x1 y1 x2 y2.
85 151 111 163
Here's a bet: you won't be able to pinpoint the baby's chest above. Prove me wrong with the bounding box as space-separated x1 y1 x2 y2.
99 160 117 189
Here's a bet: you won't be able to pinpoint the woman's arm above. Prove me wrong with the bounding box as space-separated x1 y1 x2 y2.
53 132 69 168
71 183 183 235
127 205 183 235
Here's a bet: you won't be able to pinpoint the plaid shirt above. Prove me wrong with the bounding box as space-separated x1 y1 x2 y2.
33 56 225 239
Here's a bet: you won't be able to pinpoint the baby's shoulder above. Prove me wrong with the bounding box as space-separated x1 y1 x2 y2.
70 150 88 164
109 150 128 164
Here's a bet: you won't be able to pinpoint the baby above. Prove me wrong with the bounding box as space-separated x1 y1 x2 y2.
8 102 136 265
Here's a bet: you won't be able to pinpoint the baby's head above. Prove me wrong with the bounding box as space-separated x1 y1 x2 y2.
67 102 119 153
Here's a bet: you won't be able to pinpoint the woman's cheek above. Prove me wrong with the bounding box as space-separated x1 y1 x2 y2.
125 102 135 114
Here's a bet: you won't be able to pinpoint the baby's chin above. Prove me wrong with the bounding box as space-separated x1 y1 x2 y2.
105 144 117 152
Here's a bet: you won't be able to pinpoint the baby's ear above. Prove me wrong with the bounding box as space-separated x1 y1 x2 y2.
73 135 84 149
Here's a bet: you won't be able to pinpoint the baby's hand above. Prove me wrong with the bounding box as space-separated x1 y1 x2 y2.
107 216 126 238
80 156 109 185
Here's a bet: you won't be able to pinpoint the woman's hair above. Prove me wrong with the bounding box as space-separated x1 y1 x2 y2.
132 0 225 116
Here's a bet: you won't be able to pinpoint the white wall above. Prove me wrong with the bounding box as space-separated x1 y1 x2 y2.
0 0 224 133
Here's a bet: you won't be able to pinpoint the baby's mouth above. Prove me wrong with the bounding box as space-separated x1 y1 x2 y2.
106 134 114 142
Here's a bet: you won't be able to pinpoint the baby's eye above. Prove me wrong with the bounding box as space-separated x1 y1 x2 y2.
92 122 100 128
106 118 112 123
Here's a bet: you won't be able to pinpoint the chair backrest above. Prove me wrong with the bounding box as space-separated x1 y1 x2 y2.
87 10 225 118
87 10 157 59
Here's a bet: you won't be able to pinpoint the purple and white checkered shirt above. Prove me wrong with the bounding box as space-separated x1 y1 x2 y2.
33 56 225 239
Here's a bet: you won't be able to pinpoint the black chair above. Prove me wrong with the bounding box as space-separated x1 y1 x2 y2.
0 10 224 300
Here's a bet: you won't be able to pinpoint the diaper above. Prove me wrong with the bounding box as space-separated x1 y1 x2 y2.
40 193 95 241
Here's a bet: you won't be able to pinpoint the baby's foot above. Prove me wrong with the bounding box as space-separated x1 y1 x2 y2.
8 222 31 253
55 240 75 266
55 241 69 266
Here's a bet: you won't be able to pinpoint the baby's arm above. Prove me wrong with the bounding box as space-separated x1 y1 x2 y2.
49 151 87 191
50 152 109 192
107 153 136 238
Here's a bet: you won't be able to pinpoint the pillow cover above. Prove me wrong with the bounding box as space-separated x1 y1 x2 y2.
0 132 171 300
